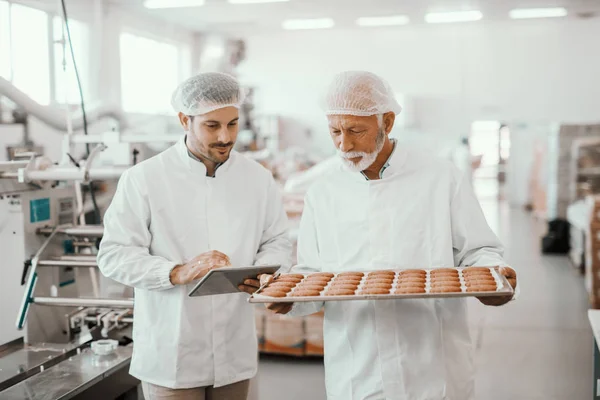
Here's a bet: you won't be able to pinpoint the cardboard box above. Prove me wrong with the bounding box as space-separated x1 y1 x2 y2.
304 310 324 356
254 305 266 352
264 314 305 356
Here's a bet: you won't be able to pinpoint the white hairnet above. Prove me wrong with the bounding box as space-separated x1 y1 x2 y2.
323 71 402 117
171 72 245 115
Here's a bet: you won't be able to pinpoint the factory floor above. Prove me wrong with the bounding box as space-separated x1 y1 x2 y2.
258 197 593 400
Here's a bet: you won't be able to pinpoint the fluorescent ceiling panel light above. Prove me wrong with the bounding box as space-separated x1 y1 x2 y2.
144 0 205 8
282 18 334 30
228 0 289 3
356 15 410 27
425 10 483 23
509 7 567 19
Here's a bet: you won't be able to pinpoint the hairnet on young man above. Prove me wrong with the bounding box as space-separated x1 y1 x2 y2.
171 72 245 116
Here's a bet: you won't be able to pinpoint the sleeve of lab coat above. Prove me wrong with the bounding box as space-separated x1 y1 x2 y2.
287 194 324 317
97 170 176 290
451 172 519 300
451 172 506 267
253 177 293 269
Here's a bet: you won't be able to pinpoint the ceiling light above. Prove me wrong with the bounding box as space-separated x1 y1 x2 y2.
144 0 205 8
282 18 335 30
425 10 483 24
356 15 410 27
228 0 289 3
509 7 567 19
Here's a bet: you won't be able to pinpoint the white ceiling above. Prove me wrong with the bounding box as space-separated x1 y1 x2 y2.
111 0 600 36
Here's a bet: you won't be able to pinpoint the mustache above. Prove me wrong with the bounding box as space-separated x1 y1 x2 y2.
337 150 367 159
209 142 234 149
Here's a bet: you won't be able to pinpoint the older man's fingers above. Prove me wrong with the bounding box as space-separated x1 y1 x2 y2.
238 284 258 295
243 279 260 288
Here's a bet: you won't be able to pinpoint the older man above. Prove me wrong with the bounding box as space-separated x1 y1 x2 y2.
98 72 291 400
256 71 517 400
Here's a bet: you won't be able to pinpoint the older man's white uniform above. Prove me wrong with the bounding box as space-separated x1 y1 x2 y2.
289 146 505 400
98 136 291 389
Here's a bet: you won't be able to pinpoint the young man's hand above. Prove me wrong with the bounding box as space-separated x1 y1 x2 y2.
170 250 231 285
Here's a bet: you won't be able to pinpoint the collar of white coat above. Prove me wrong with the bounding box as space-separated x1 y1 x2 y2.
177 135 236 177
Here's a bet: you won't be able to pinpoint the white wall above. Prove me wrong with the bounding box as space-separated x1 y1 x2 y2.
238 18 600 155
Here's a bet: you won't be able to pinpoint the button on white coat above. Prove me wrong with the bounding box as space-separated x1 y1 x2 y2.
97 137 291 389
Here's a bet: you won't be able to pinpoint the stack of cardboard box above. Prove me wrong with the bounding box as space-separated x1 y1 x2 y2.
586 195 600 308
255 306 325 357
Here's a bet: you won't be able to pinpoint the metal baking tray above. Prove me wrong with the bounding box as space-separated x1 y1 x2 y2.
188 265 281 297
248 267 514 303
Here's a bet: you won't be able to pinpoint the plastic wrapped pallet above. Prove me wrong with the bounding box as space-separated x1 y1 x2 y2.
586 195 600 308
264 313 305 356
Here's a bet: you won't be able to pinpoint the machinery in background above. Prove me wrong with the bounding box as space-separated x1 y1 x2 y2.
0 177 138 398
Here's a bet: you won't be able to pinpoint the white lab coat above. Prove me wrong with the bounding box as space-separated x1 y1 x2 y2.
289 146 505 400
97 136 291 389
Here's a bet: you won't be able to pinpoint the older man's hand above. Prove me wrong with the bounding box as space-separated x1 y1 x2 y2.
237 274 293 314
237 274 274 295
477 266 517 306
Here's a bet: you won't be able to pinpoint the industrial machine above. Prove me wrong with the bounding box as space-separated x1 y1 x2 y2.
0 76 142 398
0 174 139 398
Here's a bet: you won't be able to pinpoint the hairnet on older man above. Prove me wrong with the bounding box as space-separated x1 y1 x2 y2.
171 72 246 116
323 70 402 117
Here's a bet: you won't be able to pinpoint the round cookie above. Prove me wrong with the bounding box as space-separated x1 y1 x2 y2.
398 276 426 283
430 268 458 273
463 267 491 272
363 283 393 290
305 275 332 281
368 271 396 277
279 274 305 279
431 272 460 278
430 284 462 290
359 288 390 295
464 275 494 282
330 280 359 286
330 279 359 286
365 278 394 284
430 281 461 288
430 275 461 282
325 289 356 296
307 272 335 279
303 279 331 286
396 283 426 290
393 287 426 294
296 284 327 292
290 289 322 297
400 269 426 274
268 281 297 288
332 281 362 288
463 270 493 276
275 276 303 284
337 271 364 275
464 279 496 286
260 289 289 297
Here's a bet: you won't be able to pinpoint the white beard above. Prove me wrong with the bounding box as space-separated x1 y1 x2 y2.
337 130 386 173
337 150 379 172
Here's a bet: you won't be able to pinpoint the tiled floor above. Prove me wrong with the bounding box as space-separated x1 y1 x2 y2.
258 200 593 400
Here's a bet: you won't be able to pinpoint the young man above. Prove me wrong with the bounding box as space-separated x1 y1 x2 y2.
98 72 291 400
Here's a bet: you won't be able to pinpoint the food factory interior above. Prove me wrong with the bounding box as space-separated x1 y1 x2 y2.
0 0 599 399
